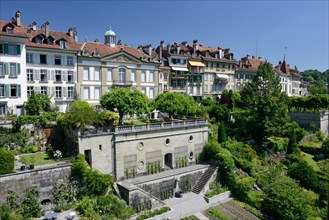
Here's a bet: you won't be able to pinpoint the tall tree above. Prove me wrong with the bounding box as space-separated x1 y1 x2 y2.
100 88 150 125
152 92 201 118
240 62 289 143
24 91 51 115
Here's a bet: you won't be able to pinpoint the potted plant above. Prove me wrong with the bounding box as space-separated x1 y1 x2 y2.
29 157 36 169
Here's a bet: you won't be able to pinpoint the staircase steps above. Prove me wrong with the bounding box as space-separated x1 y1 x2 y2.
192 165 217 194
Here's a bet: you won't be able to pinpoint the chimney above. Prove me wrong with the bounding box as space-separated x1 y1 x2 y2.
15 10 21 26
246 54 250 58
117 40 122 45
193 39 199 56
41 23 45 31
160 40 164 49
181 41 187 46
94 39 99 43
166 44 170 52
258 56 262 60
177 45 181 54
252 55 255 59
68 27 73 37
73 27 78 42
32 21 36 31
148 45 152 56
159 41 164 60
45 21 49 38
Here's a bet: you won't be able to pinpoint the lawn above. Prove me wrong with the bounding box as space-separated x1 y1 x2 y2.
301 151 320 171
20 152 57 166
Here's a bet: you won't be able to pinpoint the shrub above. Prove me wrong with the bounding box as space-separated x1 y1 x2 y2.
0 148 15 174
20 187 42 219
137 206 170 220
232 177 255 200
31 146 40 153
206 207 230 220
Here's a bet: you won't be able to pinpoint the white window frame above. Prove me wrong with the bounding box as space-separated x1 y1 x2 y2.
83 68 89 80
107 69 112 81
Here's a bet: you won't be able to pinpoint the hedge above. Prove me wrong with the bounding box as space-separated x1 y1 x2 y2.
0 148 15 174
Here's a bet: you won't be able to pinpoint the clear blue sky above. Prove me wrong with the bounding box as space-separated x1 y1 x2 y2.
1 0 328 72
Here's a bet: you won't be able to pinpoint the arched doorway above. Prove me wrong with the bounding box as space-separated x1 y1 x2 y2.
164 153 173 169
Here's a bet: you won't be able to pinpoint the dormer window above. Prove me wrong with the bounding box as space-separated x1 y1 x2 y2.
47 38 54 45
35 37 42 44
6 27 13 35
60 41 66 49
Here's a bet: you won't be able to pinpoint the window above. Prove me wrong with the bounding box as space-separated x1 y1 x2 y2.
27 69 33 81
55 70 61 82
159 84 162 92
40 54 47 64
119 68 125 82
26 53 34 63
8 44 17 55
9 63 16 77
210 85 213 92
35 37 42 44
40 69 47 82
210 63 213 68
67 87 74 98
27 86 34 96
0 84 4 97
108 87 113 92
221 64 225 69
67 56 74 66
7 27 13 34
83 87 89 100
216 63 220 68
141 72 146 82
131 71 135 82
164 72 167 81
141 87 146 94
60 41 66 49
55 86 62 98
66 71 72 82
0 44 3 54
172 58 177 64
204 85 208 93
55 55 61 65
0 103 5 116
107 69 112 81
149 72 154 82
94 87 100 99
159 72 163 80
164 85 167 91
10 85 18 97
83 68 89 80
204 74 208 81
149 88 154 99
94 68 100 81
0 62 3 76
41 86 47 95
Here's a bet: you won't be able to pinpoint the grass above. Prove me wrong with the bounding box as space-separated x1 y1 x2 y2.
301 151 320 171
20 152 57 166
181 215 200 220
123 120 146 125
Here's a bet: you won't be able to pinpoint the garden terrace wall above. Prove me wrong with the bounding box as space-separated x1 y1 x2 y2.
0 164 71 204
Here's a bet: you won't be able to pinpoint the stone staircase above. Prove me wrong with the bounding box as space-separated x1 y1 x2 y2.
192 165 217 194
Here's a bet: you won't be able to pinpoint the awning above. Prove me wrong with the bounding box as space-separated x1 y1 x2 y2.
216 74 229 79
188 61 205 67
171 66 189 71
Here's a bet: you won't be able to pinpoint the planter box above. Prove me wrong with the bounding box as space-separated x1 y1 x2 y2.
204 191 231 203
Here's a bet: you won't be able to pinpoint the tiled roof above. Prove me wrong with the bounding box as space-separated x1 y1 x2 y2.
82 42 149 60
25 29 82 51
0 20 29 38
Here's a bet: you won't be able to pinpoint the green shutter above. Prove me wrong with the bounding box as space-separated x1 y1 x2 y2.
4 43 8 54
16 63 20 75
5 84 9 97
16 44 21 55
4 63 8 75
17 85 21 97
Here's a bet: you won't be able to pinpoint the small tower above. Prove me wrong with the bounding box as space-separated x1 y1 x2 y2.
104 27 116 48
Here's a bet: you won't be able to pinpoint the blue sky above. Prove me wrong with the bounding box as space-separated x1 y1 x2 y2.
1 0 328 72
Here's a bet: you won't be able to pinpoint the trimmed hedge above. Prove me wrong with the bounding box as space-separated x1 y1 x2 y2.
0 148 15 174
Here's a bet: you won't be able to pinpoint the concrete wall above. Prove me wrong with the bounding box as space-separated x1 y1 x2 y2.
0 165 71 204
289 111 329 136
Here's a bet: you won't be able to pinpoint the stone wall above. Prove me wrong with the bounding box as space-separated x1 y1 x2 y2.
289 111 329 136
0 165 71 204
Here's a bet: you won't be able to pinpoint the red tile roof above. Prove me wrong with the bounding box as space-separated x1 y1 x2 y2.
0 20 29 38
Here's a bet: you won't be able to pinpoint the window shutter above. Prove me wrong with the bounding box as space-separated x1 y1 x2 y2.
16 44 21 55
4 63 8 74
16 63 21 75
73 71 77 81
4 43 8 54
35 69 40 80
34 54 39 64
5 84 9 97
61 56 65 66
51 70 55 80
17 85 21 97
47 70 51 80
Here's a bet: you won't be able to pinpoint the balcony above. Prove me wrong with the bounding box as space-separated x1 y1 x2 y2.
113 80 134 86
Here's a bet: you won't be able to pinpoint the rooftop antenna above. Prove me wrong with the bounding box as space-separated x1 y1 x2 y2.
256 38 258 59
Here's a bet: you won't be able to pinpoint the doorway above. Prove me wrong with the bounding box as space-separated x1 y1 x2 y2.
164 153 173 169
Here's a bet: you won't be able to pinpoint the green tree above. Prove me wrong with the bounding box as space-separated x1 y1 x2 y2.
240 62 289 143
20 187 42 219
152 92 201 118
261 176 318 220
0 148 14 174
218 122 227 143
24 91 51 115
100 88 150 125
287 160 319 191
216 148 235 186
321 138 329 158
